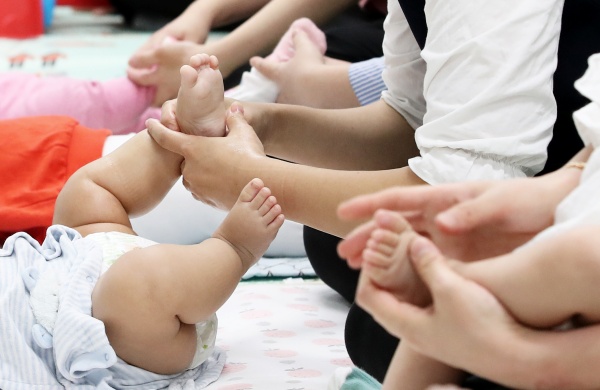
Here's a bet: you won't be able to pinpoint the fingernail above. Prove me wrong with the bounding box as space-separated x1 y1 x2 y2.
436 212 456 228
230 104 244 114
412 237 434 260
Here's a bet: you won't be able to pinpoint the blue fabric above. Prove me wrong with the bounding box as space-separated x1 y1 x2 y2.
340 367 381 390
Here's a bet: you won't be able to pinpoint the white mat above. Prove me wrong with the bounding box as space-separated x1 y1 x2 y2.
209 279 351 389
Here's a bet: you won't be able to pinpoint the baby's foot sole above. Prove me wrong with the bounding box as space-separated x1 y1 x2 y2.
176 53 226 137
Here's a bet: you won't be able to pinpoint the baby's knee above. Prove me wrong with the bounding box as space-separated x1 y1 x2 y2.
92 249 198 374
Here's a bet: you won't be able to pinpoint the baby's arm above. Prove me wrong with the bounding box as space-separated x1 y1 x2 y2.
53 130 183 236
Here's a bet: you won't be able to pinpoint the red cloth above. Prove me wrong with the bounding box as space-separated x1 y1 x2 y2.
0 116 110 244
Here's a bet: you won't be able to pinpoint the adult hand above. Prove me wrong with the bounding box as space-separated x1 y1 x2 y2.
134 10 212 56
158 99 179 131
251 31 356 108
338 177 562 262
356 236 521 377
128 41 203 106
146 104 267 210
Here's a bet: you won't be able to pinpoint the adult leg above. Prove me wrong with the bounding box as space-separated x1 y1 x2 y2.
304 226 358 302
346 304 399 382
322 5 385 63
304 226 396 382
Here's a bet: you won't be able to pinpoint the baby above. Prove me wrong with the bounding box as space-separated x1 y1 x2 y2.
1 54 283 389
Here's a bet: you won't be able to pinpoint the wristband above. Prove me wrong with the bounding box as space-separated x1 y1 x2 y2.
564 161 587 170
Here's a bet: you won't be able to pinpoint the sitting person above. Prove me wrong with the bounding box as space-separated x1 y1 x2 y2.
336 53 600 389
0 54 284 388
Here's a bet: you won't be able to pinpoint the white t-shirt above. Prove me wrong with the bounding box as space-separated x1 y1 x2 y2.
382 0 564 184
529 53 600 244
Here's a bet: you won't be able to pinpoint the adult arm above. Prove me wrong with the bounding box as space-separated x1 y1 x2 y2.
134 0 271 53
360 236 600 390
128 0 356 102
53 131 182 236
246 98 418 170
148 103 424 238
337 146 592 262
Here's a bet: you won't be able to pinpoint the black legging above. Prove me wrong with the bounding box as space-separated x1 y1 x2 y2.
109 0 194 24
304 226 397 382
306 0 600 386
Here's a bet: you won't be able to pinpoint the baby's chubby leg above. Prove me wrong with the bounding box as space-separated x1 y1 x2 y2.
91 179 283 375
176 53 226 137
454 225 600 329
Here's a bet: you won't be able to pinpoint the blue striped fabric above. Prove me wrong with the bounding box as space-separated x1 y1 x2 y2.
0 226 224 390
348 57 386 106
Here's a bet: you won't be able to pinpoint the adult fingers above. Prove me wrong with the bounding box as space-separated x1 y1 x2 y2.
128 49 158 69
435 192 500 234
355 271 426 337
373 209 414 233
126 66 159 87
225 104 251 134
338 186 431 221
408 236 458 300
337 220 378 269
160 99 179 131
250 56 283 82
146 118 193 156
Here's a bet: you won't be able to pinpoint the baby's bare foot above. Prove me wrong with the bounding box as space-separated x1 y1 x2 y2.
176 53 226 137
362 210 430 306
212 178 285 269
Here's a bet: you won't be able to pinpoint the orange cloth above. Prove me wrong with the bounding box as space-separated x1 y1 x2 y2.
0 116 110 244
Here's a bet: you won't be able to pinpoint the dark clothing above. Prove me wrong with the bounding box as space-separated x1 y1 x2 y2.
109 0 194 25
306 0 600 385
322 5 386 63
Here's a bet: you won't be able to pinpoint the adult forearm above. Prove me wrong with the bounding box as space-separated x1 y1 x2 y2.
291 60 361 109
193 0 270 29
208 0 355 76
533 145 592 214
231 157 426 237
244 100 419 171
